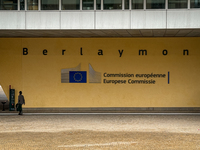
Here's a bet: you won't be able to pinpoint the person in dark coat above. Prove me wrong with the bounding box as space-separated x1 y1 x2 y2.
18 91 25 115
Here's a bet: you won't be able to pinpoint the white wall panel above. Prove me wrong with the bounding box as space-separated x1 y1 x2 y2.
131 10 167 29
61 12 94 29
167 10 200 29
0 10 200 30
144 11 165 28
0 12 25 29
26 12 60 29
96 11 130 29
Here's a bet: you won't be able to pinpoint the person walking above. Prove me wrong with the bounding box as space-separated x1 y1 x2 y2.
18 91 25 115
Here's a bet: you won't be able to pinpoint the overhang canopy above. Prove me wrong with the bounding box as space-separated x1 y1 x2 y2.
0 29 200 38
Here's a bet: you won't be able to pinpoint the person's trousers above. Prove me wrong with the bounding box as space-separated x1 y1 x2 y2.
18 103 22 114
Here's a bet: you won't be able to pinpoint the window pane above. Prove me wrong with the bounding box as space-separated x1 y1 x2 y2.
0 0 18 10
20 0 25 10
83 0 94 10
96 0 101 10
104 0 122 10
146 0 165 9
27 0 38 10
191 0 200 8
62 0 79 10
132 0 143 9
168 0 187 9
125 0 129 9
41 0 59 10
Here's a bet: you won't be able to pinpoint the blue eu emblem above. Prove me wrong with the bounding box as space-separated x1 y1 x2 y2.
69 71 87 83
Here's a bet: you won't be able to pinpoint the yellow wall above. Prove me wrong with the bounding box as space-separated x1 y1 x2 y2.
0 38 200 108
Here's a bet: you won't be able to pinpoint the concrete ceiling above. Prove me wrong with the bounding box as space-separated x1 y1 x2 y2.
0 29 200 38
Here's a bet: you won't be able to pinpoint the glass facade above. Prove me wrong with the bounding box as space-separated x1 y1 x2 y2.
20 0 25 10
147 0 165 9
41 0 59 10
0 0 17 10
168 0 187 9
191 0 200 8
62 0 79 10
132 0 143 9
27 0 38 10
104 0 122 10
125 0 129 9
1 0 200 10
96 0 101 10
82 0 94 10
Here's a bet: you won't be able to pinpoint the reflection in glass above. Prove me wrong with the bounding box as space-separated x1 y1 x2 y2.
20 0 25 10
168 0 187 9
125 0 129 9
146 0 165 9
41 0 59 10
104 0 122 10
132 0 143 9
96 0 101 10
83 0 94 10
27 0 38 10
62 0 79 10
191 0 200 8
0 0 18 10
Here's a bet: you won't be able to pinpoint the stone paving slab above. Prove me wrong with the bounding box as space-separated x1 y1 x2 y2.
0 114 200 149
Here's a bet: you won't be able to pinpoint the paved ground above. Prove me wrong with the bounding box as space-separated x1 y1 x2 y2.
0 113 200 150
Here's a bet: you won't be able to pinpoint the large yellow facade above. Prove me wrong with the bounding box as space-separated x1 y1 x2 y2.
0 38 200 108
